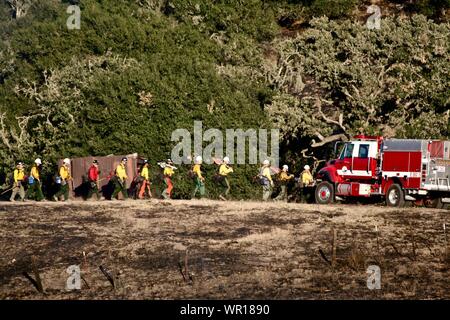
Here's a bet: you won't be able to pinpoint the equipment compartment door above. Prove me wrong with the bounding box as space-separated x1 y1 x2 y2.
352 142 378 177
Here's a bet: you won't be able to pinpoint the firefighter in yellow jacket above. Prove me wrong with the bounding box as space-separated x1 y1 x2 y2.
54 158 72 201
274 165 294 202
192 156 205 199
299 165 314 202
10 161 25 202
138 160 152 199
218 156 233 200
260 159 274 201
112 157 128 200
301 165 314 186
26 158 45 201
162 159 176 199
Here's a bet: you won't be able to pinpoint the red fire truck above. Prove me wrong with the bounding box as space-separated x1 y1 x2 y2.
314 135 450 208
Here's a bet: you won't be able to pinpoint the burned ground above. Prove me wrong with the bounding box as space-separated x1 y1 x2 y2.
0 200 448 299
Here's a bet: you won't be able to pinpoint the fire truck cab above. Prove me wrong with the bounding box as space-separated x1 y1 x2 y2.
315 135 450 208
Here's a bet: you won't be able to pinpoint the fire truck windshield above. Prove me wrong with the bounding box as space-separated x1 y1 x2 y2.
339 143 354 160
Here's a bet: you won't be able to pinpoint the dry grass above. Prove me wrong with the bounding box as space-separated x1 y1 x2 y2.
0 200 448 299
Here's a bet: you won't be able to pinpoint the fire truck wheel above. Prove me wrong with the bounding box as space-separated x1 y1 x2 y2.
386 184 405 207
315 181 335 205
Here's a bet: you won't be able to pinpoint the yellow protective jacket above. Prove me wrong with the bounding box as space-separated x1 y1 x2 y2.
279 171 294 182
193 164 203 179
59 165 71 181
219 164 233 176
140 167 149 180
164 167 174 177
262 167 273 183
14 168 25 182
30 166 40 181
116 163 127 180
301 170 314 186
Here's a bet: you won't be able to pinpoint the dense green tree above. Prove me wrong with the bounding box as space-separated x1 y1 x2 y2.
0 0 273 198
265 15 449 169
